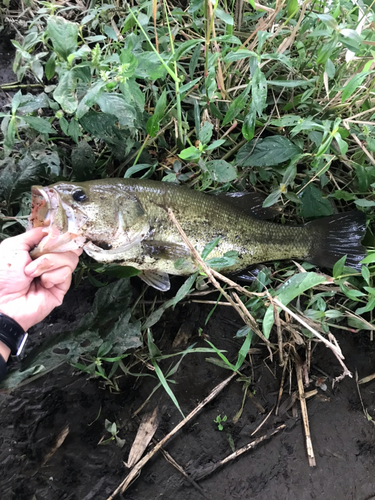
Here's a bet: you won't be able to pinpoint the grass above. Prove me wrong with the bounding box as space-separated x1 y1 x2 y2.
0 0 374 403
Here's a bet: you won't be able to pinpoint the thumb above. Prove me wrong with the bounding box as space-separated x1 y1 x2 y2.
2 228 47 252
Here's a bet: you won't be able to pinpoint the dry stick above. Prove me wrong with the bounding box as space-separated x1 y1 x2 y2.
167 208 273 351
158 447 212 500
343 121 375 166
295 362 316 467
106 373 236 500
190 424 286 481
273 298 345 361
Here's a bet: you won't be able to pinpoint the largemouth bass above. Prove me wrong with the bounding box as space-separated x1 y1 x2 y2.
28 178 366 291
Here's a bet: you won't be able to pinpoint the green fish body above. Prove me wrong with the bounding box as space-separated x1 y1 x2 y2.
28 178 366 290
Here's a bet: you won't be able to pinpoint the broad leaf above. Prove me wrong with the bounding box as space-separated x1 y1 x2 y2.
236 136 301 167
263 272 326 338
47 16 78 60
205 160 237 182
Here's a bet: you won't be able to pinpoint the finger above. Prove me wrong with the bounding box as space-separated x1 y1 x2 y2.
39 266 73 290
25 251 81 277
1 228 47 252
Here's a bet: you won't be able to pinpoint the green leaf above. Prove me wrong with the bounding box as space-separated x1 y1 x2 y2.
45 53 56 80
97 93 137 128
234 331 253 371
224 49 258 62
263 272 326 338
222 84 250 127
298 184 333 218
47 16 78 60
342 72 371 102
124 163 156 179
354 199 375 207
67 119 80 143
118 48 138 78
53 70 78 114
189 43 202 80
360 253 375 265
76 81 106 119
179 76 202 96
242 109 256 141
236 136 302 167
316 14 338 30
332 255 346 278
202 237 221 260
361 265 370 285
173 38 204 62
206 251 238 269
325 59 336 78
215 7 233 25
179 146 201 161
71 141 95 181
205 139 225 151
251 67 267 116
262 189 282 208
22 116 54 134
0 153 48 206
267 79 316 87
205 160 238 182
287 0 299 17
334 132 348 155
199 121 213 144
146 89 167 137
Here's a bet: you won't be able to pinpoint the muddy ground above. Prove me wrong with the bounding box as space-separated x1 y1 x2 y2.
1 276 375 500
1 26 375 500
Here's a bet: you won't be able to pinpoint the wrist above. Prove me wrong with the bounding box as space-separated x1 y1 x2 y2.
0 306 29 332
0 340 11 363
0 312 28 359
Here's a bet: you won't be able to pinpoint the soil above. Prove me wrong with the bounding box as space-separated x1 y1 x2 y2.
1 276 375 500
1 27 375 500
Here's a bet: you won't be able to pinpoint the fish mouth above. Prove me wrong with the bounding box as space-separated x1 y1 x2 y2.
28 186 88 258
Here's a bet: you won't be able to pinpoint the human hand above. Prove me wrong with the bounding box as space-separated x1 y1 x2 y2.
0 228 82 332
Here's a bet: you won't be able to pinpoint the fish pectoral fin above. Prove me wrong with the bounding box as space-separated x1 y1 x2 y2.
142 240 190 260
140 270 171 291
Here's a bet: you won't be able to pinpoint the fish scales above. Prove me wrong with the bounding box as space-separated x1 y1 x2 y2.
28 178 367 290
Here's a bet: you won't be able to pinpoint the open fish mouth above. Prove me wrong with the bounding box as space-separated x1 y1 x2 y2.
28 186 88 258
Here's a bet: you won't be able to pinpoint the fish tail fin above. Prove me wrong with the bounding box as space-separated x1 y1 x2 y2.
307 211 367 270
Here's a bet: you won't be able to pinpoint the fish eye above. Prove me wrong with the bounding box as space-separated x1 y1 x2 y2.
72 190 87 202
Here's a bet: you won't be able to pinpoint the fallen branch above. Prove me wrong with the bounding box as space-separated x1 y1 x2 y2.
189 424 286 481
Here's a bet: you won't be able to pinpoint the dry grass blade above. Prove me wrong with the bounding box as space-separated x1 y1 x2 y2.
358 372 375 385
106 372 236 499
125 406 160 468
295 362 316 467
41 424 69 466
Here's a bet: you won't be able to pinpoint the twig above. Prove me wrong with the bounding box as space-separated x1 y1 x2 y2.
189 424 286 481
167 208 273 350
159 447 212 500
273 298 345 360
343 121 375 166
295 362 316 467
106 373 236 499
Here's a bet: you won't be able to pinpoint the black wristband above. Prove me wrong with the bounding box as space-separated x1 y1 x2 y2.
0 353 7 382
0 312 28 356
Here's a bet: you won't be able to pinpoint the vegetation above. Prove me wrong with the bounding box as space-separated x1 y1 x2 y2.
0 0 374 398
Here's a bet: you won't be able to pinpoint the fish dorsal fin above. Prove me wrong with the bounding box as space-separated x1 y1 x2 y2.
216 191 279 220
140 270 171 291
